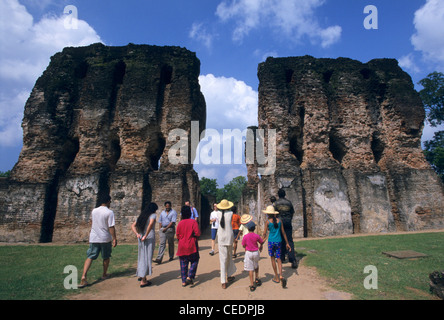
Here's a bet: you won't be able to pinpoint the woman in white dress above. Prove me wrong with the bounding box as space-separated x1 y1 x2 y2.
216 199 237 289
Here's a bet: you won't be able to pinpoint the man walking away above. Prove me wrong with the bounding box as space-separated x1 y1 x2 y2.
274 189 297 269
79 194 117 288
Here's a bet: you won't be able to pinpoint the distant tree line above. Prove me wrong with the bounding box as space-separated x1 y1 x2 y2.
199 176 247 204
0 170 11 177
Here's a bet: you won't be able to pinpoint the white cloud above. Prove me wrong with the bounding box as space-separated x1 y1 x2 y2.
215 0 341 47
189 22 214 49
398 53 421 74
411 0 444 70
196 167 219 180
198 74 258 131
0 0 102 147
0 90 28 146
195 74 257 185
254 49 279 62
318 25 342 48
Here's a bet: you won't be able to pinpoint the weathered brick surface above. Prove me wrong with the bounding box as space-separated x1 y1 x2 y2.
242 56 444 237
0 44 205 242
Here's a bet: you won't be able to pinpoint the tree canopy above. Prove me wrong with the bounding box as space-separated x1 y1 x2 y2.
418 72 444 182
418 71 444 127
199 175 247 204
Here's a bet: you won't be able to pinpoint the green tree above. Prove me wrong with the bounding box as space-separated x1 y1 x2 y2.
418 72 444 182
0 170 11 177
423 131 444 183
418 71 444 127
199 177 218 198
216 176 247 204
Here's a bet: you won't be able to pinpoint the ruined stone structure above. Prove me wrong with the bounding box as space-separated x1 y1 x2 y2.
1 47 443 243
0 43 206 242
242 56 444 237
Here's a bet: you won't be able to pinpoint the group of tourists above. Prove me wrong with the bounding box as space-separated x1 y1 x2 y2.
78 189 297 293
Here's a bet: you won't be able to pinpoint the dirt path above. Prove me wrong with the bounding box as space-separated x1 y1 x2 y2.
70 232 352 300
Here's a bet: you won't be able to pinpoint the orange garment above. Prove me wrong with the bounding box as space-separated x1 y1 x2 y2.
231 213 241 230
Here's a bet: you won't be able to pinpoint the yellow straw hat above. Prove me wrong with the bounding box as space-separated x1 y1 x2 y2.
262 205 279 215
217 199 234 210
240 214 253 224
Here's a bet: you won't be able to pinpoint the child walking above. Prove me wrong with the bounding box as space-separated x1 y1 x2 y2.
262 205 291 288
241 220 264 292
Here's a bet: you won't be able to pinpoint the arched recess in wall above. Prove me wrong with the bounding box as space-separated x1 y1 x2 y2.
147 132 166 171
329 130 347 164
288 106 305 165
40 137 80 243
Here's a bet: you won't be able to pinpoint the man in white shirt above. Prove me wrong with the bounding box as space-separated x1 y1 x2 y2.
79 194 117 288
209 203 219 256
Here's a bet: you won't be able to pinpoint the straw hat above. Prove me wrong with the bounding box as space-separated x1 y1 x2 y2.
216 199 234 210
262 205 279 215
240 214 253 224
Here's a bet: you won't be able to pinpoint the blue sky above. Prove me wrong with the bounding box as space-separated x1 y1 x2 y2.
1 0 444 186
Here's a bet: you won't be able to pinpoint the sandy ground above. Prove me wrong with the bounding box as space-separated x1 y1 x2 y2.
70 231 353 300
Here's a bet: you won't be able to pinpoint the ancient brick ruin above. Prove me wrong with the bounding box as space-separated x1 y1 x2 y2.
1 46 443 243
0 43 206 242
242 56 444 237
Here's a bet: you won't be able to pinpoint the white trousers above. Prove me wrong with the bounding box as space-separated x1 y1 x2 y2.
218 244 236 283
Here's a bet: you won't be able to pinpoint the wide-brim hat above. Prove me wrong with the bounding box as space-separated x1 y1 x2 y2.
240 214 253 224
217 199 234 210
262 205 279 215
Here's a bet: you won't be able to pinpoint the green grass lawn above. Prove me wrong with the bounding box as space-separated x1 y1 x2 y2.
0 244 138 300
0 232 443 300
296 232 444 300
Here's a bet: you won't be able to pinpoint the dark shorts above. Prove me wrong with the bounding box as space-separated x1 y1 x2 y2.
211 228 217 240
87 242 112 260
233 229 240 240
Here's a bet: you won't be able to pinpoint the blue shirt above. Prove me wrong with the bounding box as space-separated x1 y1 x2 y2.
159 209 177 228
267 220 282 243
190 207 199 220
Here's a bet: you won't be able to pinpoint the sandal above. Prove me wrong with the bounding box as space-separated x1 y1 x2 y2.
255 279 262 286
281 277 287 288
249 285 256 292
140 281 152 288
227 276 235 282
78 279 88 288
